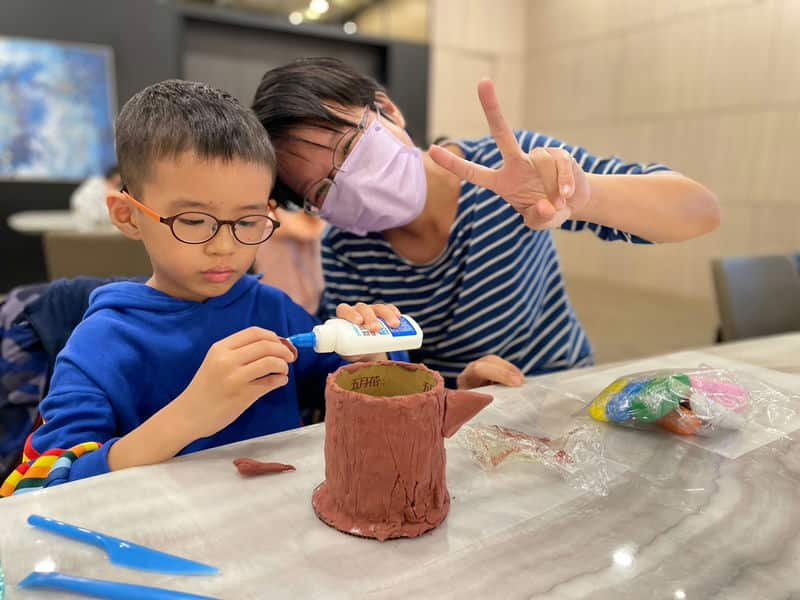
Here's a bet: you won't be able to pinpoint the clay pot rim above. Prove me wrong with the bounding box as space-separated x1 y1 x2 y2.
327 360 445 404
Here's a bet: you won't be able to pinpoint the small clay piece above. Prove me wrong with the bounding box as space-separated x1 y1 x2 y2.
312 361 492 541
657 406 702 436
233 458 296 477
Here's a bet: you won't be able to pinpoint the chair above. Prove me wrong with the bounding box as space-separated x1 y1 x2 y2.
42 231 151 280
712 255 800 342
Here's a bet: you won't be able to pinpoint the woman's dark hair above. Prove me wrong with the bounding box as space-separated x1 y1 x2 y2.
252 57 384 207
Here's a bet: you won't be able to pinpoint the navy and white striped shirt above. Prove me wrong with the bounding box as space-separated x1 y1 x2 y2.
320 131 670 387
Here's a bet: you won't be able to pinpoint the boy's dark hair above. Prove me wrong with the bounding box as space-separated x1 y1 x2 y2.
116 79 276 197
251 57 384 207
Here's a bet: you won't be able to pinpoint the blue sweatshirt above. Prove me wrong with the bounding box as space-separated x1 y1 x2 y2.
1 275 345 496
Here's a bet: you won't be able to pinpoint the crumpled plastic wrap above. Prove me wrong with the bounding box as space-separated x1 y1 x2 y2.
588 367 797 436
457 423 611 496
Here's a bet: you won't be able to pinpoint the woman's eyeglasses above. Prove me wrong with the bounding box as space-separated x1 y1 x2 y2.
302 105 375 215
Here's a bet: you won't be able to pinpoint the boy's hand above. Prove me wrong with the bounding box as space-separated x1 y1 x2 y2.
334 302 402 362
457 355 525 389
429 79 590 230
178 327 296 439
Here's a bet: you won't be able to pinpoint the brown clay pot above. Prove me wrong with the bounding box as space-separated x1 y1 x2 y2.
312 361 493 541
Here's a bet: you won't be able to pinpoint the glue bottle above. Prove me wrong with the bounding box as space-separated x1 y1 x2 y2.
288 314 423 355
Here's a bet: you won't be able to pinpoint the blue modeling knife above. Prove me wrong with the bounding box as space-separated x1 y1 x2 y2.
27 515 218 576
18 571 220 599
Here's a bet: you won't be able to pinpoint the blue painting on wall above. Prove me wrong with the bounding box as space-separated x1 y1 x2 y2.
0 36 116 181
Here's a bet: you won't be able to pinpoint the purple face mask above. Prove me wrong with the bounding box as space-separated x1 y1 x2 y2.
319 112 427 236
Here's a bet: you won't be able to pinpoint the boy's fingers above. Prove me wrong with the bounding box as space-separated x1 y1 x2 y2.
235 339 296 365
242 356 290 383
225 326 280 349
249 372 290 395
279 338 299 361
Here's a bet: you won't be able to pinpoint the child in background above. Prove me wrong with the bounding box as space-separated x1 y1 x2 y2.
69 165 122 230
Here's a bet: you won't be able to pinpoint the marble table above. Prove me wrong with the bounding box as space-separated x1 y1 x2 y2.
1 334 799 599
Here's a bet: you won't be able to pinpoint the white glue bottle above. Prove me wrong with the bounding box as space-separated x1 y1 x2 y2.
287 315 423 355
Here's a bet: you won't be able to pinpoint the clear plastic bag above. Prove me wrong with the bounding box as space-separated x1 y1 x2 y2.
587 367 796 437
457 423 611 496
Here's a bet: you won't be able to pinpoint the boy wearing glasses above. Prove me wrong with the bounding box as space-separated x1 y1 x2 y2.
1 80 401 497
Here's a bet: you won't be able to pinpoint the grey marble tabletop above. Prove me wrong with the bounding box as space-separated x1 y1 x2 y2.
1 334 799 599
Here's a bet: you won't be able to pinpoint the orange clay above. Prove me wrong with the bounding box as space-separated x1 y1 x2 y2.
657 406 702 436
233 458 295 477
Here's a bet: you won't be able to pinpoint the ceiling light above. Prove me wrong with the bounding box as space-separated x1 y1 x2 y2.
309 0 329 14
289 11 303 25
343 21 357 34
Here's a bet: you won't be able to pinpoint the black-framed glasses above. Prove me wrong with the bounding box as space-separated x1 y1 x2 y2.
118 187 281 245
302 105 375 215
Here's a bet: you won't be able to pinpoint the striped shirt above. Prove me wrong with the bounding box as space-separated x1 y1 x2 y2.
320 131 670 387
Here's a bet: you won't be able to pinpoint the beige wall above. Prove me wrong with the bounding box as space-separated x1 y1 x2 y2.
355 0 429 43
428 0 528 140
526 0 800 301
428 0 799 305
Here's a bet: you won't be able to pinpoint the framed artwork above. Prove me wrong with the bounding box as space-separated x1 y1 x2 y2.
0 35 116 181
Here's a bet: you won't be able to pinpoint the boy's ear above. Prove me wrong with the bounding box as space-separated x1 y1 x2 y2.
374 91 406 130
106 192 143 240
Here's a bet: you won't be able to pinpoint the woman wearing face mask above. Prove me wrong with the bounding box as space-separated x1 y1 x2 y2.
252 58 719 390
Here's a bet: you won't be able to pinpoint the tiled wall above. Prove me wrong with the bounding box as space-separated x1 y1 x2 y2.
526 0 800 302
428 0 527 140
429 0 800 305
355 0 429 43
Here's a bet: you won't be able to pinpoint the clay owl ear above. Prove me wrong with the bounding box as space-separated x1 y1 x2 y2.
442 389 493 438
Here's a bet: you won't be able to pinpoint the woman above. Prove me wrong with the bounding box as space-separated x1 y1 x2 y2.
252 58 719 389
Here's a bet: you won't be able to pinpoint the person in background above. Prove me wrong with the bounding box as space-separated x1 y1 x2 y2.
69 165 122 230
251 57 721 390
253 204 326 315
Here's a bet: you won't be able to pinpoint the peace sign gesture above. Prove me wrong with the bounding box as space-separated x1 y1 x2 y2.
429 80 591 230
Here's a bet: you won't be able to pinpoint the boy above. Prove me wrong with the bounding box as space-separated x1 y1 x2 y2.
1 80 400 497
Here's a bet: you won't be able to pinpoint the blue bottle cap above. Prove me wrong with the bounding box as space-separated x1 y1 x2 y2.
287 332 317 349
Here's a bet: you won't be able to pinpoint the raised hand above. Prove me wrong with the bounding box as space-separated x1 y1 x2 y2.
429 80 591 230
